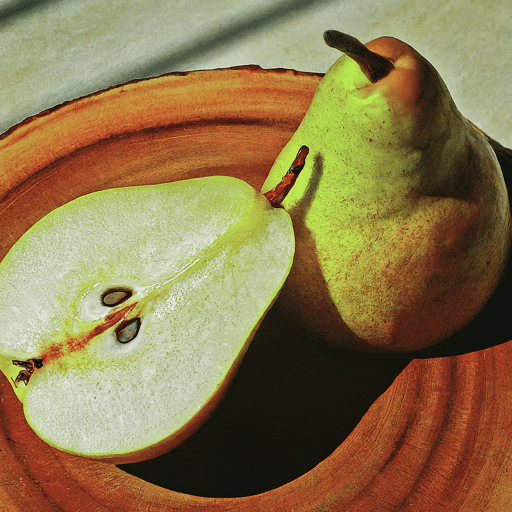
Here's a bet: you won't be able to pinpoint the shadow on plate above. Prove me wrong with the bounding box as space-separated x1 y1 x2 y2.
118 305 412 497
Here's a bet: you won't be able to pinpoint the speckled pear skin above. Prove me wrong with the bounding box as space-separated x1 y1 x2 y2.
262 33 511 353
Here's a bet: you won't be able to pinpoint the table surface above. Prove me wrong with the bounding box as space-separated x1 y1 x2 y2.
1 0 511 146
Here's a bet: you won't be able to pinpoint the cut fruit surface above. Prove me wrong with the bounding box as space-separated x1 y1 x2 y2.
0 175 294 463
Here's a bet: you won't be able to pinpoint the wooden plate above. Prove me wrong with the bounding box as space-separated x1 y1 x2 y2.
1 66 512 511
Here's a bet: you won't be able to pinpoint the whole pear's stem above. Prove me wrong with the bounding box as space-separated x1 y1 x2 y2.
264 146 309 207
323 30 394 83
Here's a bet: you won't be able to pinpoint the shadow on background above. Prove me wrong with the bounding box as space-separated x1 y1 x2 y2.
131 0 335 79
2 0 336 77
0 0 62 24
105 0 337 85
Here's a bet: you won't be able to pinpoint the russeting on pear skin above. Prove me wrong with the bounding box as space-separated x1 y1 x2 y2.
0 161 308 463
262 30 511 353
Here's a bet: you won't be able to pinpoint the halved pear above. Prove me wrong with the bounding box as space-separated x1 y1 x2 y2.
0 175 294 463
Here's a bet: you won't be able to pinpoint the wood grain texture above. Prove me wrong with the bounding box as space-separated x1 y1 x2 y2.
1 66 512 511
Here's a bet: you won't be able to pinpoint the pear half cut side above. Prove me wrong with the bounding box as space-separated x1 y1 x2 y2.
0 175 294 464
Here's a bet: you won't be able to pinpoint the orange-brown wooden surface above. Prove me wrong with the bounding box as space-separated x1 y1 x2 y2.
1 67 512 511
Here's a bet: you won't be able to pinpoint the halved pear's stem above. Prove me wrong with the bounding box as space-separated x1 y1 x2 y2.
323 30 394 83
264 145 309 207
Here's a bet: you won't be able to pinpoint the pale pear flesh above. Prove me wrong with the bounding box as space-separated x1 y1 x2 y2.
0 176 294 463
262 33 511 353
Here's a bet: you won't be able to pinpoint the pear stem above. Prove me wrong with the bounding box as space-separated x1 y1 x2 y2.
323 30 394 83
264 146 309 207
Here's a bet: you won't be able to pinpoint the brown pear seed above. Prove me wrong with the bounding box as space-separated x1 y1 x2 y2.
101 288 133 307
115 317 141 343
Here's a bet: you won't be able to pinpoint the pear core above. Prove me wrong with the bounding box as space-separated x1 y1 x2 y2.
0 176 294 463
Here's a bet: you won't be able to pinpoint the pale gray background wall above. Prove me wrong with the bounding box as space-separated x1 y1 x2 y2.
1 0 511 146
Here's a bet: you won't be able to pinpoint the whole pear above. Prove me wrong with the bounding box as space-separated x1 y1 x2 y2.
262 31 511 353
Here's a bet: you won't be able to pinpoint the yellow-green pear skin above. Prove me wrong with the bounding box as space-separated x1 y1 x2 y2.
262 32 511 353
0 175 294 463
